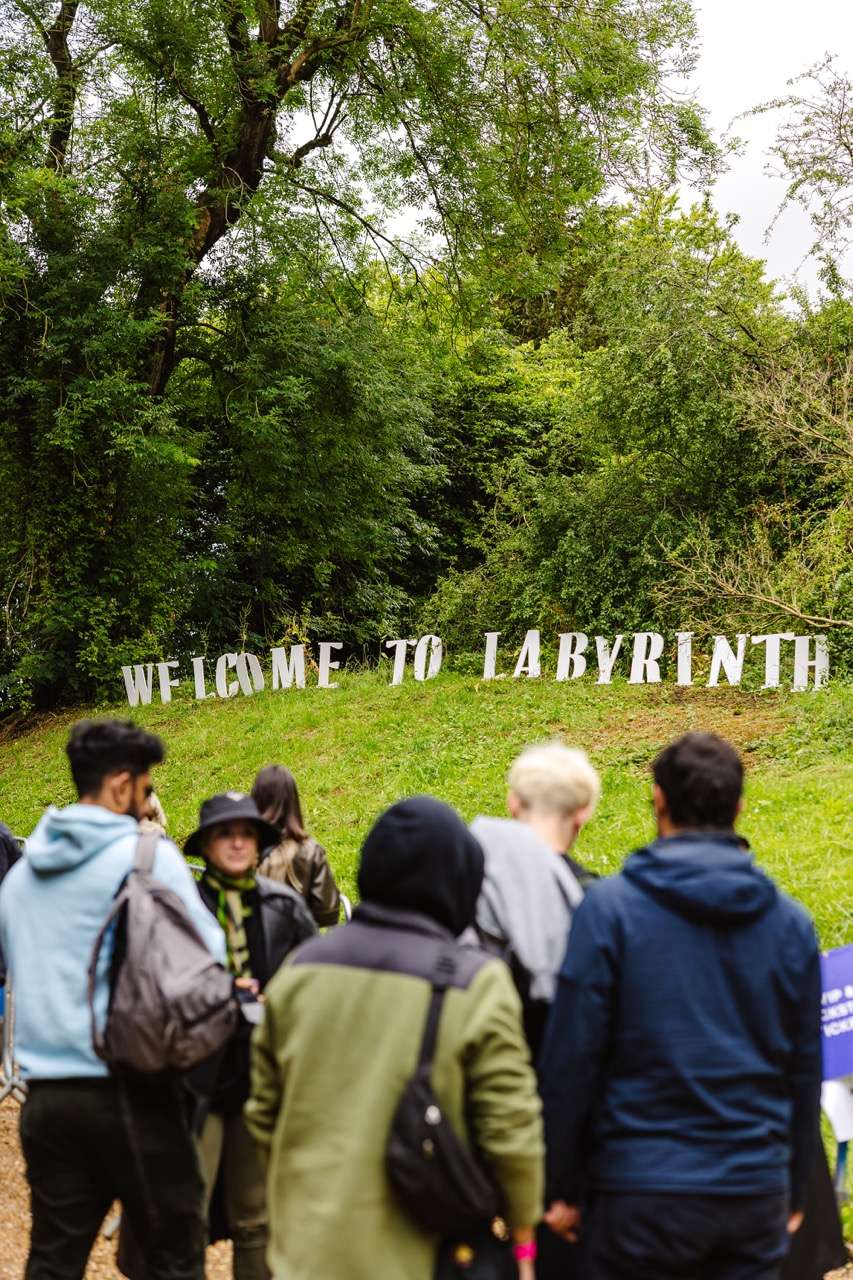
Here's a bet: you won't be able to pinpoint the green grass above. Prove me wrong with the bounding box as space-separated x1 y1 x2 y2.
1 673 851 946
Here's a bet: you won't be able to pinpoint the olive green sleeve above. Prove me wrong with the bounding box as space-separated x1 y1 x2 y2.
245 996 284 1160
462 961 545 1228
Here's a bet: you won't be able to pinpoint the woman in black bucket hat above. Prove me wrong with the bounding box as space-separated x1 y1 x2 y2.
188 791 316 1280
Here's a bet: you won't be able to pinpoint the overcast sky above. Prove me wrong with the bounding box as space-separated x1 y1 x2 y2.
690 0 853 291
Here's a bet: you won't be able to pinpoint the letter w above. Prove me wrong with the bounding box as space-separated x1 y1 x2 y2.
121 664 154 707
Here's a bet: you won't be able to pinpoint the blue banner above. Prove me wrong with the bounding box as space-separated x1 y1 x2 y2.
821 945 853 1081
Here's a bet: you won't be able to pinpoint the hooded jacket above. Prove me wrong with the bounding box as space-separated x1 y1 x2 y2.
0 804 225 1079
246 797 543 1280
539 833 822 1210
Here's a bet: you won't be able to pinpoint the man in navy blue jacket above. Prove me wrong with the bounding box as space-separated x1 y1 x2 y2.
539 731 822 1280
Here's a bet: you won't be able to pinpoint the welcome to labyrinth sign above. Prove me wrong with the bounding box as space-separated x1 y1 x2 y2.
121 629 830 708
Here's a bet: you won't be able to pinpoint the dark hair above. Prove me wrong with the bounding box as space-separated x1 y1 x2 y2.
251 765 307 843
652 732 744 830
66 718 165 798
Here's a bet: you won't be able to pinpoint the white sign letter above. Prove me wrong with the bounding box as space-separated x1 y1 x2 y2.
318 642 343 689
751 633 795 689
629 633 664 684
793 635 829 692
413 635 443 682
482 632 501 680
676 632 693 687
235 653 264 696
271 646 306 691
191 656 213 701
385 639 411 686
215 653 240 699
513 630 541 679
156 661 181 704
595 636 623 684
708 635 747 688
122 664 154 708
556 633 588 682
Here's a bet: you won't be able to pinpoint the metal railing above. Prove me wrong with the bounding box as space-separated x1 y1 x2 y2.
0 982 27 1105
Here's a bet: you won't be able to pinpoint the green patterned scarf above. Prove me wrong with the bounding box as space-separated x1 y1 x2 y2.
204 866 257 978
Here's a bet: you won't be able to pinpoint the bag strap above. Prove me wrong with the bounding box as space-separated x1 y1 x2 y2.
415 952 456 1076
87 833 159 1059
88 891 126 1059
134 831 159 875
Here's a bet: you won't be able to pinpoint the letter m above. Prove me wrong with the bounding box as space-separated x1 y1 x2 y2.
121 664 154 707
271 646 306 691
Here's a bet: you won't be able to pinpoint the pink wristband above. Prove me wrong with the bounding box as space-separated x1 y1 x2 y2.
513 1241 537 1261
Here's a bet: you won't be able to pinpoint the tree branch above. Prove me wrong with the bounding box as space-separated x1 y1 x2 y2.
31 0 83 172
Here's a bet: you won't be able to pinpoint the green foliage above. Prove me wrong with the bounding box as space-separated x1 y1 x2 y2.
0 0 712 712
0 675 850 947
424 199 805 653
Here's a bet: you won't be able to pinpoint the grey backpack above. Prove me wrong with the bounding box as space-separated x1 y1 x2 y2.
88 833 238 1072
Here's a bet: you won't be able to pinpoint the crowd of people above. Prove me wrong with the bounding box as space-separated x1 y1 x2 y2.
0 717 845 1280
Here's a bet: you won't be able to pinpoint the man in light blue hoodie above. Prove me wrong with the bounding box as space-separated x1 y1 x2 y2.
0 717 225 1280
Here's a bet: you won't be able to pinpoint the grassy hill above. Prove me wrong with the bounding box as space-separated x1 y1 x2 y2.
1 673 851 945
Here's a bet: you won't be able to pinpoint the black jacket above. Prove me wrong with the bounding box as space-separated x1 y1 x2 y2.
0 822 22 985
195 873 316 1113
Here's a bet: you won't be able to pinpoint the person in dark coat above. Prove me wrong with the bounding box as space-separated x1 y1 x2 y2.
186 792 316 1280
0 820 22 987
539 731 823 1280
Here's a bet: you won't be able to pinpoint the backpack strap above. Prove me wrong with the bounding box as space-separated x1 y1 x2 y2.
134 831 159 875
87 833 159 1061
88 892 126 1061
415 951 456 1078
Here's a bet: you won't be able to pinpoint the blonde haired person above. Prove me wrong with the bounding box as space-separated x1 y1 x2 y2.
472 742 601 1280
471 741 601 1056
506 742 601 884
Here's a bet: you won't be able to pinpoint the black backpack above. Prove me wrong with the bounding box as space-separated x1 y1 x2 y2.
386 951 503 1237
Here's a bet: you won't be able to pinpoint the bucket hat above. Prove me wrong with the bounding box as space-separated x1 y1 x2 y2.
185 791 281 860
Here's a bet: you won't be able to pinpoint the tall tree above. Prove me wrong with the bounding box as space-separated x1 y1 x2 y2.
0 0 711 708
752 56 853 289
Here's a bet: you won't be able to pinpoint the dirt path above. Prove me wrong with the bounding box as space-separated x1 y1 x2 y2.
3 1097 852 1279
0 1101 231 1280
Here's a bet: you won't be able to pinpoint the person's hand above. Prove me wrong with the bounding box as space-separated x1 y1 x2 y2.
543 1201 581 1242
235 976 260 994
512 1226 536 1277
787 1210 805 1235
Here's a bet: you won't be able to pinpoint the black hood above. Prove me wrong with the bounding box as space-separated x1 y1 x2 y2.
358 795 485 937
623 833 777 927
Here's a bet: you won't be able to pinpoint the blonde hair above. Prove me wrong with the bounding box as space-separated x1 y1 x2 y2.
507 742 601 818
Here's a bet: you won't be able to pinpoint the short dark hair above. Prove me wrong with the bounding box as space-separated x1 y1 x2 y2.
66 719 165 798
652 732 743 830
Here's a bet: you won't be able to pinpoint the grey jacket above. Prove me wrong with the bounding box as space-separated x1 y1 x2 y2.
471 816 583 1003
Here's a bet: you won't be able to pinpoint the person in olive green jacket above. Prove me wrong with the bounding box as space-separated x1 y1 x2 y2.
246 795 544 1280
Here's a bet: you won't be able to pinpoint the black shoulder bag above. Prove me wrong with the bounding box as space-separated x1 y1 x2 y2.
386 952 516 1280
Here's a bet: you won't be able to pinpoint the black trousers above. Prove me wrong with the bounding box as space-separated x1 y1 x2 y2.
584 1191 790 1280
20 1077 205 1280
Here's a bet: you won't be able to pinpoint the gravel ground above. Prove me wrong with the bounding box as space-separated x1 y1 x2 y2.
0 1101 231 1280
3 1097 853 1279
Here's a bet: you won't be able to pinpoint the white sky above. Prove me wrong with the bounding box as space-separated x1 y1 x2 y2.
689 0 853 292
